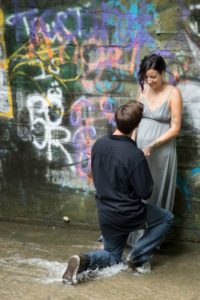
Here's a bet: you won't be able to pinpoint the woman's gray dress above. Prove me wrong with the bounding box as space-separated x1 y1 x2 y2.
127 95 177 246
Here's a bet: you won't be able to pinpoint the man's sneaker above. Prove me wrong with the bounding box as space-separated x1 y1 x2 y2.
62 255 80 285
97 235 103 242
135 261 151 274
62 254 89 285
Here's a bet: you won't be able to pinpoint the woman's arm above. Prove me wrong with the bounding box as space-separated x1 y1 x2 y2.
131 87 143 141
143 87 183 156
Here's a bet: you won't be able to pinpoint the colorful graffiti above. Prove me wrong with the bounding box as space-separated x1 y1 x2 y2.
177 167 200 210
0 0 199 195
3 0 159 184
0 0 200 242
0 9 13 118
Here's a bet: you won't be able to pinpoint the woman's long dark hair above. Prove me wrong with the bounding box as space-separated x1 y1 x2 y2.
138 54 166 91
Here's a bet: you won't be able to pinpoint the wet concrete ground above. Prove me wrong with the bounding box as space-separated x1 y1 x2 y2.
0 221 200 300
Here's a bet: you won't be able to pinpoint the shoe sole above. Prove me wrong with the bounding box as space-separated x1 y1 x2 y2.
62 255 80 285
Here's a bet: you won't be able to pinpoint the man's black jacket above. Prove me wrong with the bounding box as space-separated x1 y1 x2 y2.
91 134 153 237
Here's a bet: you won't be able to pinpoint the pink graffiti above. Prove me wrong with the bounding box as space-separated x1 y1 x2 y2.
81 37 138 76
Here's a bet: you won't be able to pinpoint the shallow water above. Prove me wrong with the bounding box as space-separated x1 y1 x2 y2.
0 222 200 300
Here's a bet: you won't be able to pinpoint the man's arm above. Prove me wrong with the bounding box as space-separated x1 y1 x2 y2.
129 158 153 199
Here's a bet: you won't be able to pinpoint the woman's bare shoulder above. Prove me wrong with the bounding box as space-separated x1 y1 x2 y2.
169 85 182 98
168 84 183 108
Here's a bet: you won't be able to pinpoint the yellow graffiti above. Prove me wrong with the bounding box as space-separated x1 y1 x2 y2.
9 24 83 83
0 9 13 118
8 24 84 116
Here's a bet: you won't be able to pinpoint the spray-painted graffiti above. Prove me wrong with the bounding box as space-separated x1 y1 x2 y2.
68 95 116 177
5 0 159 184
69 96 96 177
0 0 199 193
26 85 75 172
0 9 13 118
177 167 200 209
177 80 200 133
5 0 159 101
0 0 200 242
176 79 200 210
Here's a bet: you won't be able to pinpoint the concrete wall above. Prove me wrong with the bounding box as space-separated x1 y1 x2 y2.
0 0 199 241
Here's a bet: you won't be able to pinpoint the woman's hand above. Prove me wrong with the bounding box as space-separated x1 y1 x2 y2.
143 146 152 157
143 139 160 156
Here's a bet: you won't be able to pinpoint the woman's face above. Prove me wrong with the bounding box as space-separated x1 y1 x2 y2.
144 69 163 90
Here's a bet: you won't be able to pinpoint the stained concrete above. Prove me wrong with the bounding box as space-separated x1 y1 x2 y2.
0 221 199 300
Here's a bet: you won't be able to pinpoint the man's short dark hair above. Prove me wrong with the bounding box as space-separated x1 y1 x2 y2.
115 101 144 134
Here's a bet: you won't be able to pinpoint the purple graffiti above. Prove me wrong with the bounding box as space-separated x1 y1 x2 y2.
72 126 96 177
6 9 38 42
69 97 93 127
101 0 157 48
7 0 158 56
72 126 96 150
100 97 116 126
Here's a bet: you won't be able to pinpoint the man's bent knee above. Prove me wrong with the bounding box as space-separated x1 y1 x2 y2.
164 210 174 227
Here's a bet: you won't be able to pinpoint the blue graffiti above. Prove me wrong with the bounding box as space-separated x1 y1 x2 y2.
191 167 200 175
102 0 157 73
177 167 200 210
7 0 157 54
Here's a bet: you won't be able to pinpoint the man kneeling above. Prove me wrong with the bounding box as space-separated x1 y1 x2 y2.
62 101 174 285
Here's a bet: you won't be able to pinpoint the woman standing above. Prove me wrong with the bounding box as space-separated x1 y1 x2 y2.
127 53 182 249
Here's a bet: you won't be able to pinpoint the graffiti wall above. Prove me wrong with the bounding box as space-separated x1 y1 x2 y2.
0 0 199 240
